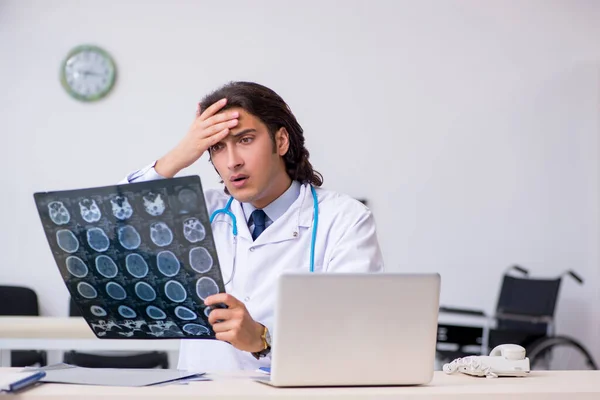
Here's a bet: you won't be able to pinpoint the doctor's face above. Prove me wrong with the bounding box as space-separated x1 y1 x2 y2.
209 108 291 208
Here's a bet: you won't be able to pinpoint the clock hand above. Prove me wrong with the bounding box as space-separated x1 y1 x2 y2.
81 70 102 77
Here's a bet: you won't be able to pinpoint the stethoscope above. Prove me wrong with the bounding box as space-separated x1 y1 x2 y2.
209 185 319 285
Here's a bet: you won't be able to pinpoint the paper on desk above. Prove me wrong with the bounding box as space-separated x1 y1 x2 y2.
25 364 206 387
151 374 211 386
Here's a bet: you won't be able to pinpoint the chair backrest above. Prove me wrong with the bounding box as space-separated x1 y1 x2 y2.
495 275 562 318
0 285 40 316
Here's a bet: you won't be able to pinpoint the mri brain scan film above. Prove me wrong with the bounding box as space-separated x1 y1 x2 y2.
34 176 224 339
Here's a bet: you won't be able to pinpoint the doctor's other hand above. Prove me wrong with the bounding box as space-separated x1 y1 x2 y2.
205 293 265 353
155 98 239 178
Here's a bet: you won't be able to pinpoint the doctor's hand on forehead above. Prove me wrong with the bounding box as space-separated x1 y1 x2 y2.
154 98 238 179
204 293 266 353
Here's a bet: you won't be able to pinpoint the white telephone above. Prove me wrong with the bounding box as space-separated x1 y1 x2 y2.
443 344 530 378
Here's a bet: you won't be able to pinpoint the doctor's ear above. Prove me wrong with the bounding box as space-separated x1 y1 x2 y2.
275 127 290 156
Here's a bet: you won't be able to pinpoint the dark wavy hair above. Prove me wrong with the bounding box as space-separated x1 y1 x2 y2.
201 81 323 187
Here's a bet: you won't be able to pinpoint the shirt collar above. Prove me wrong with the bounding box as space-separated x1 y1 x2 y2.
242 180 302 224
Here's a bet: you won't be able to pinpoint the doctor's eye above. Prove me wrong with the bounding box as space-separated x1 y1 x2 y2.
210 143 224 153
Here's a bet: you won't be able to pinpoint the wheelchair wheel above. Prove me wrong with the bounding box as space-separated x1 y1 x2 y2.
527 335 598 370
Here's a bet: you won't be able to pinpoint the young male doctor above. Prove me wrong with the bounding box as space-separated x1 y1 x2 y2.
124 82 384 371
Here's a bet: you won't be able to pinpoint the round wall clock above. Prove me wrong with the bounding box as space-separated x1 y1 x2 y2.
60 45 116 102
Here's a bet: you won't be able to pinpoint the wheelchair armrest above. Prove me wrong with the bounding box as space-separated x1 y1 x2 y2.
439 306 487 317
494 312 553 324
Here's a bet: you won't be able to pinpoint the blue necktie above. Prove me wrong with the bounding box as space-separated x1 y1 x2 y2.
251 209 267 240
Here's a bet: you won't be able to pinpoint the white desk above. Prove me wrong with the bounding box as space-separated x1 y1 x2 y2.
1 369 599 399
0 317 179 367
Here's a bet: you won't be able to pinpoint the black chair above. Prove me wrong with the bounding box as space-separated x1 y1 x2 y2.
63 298 169 369
0 285 47 367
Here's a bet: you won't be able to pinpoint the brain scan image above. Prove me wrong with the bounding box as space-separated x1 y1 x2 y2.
79 199 101 223
66 256 88 278
147 320 181 337
48 201 70 225
110 196 133 220
164 280 187 302
150 222 173 247
95 255 118 278
135 282 157 301
125 253 148 278
118 225 141 250
35 176 225 339
106 282 127 300
174 306 197 321
183 323 210 336
77 282 97 299
56 229 79 253
196 277 219 300
177 188 198 212
90 305 107 317
146 305 167 320
87 227 110 252
156 250 180 277
142 192 166 216
183 218 206 243
189 247 213 273
118 305 137 319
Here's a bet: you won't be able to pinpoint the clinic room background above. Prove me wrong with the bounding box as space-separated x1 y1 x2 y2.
1 0 599 363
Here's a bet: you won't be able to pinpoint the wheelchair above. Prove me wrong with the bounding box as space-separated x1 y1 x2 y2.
436 265 597 370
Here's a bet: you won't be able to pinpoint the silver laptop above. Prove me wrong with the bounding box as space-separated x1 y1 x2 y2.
259 273 440 387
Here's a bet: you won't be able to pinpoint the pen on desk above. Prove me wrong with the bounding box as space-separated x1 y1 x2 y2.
8 371 46 392
257 367 271 374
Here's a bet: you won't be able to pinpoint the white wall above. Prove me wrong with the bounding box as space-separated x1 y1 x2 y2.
1 0 599 361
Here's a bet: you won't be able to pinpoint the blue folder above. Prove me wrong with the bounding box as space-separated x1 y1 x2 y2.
0 371 46 393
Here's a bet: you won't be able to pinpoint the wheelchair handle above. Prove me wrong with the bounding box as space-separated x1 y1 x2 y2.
565 270 584 284
439 306 486 317
509 264 529 275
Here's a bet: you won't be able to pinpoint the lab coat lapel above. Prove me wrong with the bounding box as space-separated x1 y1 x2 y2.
252 184 314 246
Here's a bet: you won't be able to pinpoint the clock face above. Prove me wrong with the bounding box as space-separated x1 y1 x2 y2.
60 45 116 102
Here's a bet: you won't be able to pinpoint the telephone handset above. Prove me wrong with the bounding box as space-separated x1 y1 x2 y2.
443 344 530 378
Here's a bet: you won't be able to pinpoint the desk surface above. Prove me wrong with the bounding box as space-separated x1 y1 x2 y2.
0 317 94 339
0 317 179 367
0 317 180 350
1 369 599 399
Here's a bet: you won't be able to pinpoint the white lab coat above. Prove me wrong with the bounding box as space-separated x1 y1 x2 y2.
125 165 384 372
